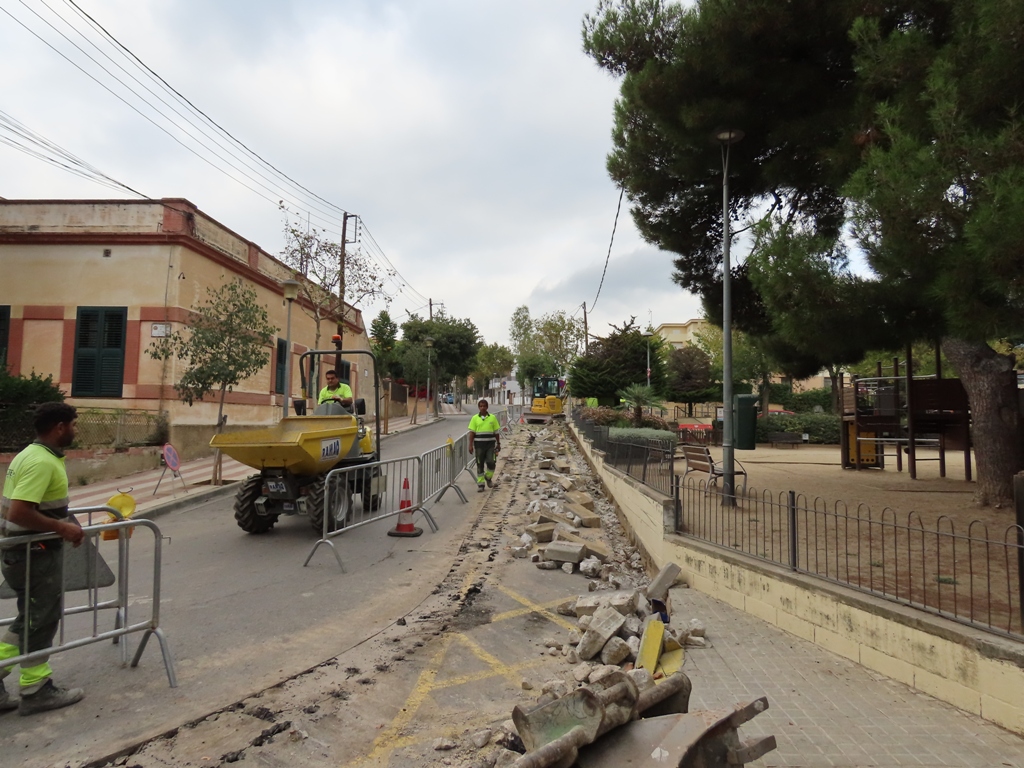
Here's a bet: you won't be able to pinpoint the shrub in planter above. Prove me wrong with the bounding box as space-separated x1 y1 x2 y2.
610 427 677 446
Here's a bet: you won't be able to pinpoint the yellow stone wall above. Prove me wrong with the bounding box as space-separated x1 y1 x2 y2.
571 423 1024 736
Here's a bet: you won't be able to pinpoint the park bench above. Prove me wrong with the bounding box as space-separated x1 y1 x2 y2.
767 431 803 448
680 444 747 494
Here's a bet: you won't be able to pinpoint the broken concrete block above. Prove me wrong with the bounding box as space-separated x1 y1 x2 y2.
567 627 581 645
561 562 575 574
541 679 570 698
576 606 626 661
684 635 706 648
645 562 682 602
538 459 553 469
524 522 557 543
521 680 533 690
636 619 665 673
600 636 631 666
471 729 493 748
663 631 683 653
551 529 611 563
572 662 595 682
579 557 601 578
567 648 579 664
493 747 521 767
556 599 577 616
553 459 571 474
543 637 561 648
536 511 575 529
433 737 457 750
530 553 542 563
565 490 595 511
542 540 586 564
687 618 706 638
587 664 620 685
574 590 638 618
619 614 643 638
564 502 602 529
578 615 593 631
626 635 641 659
536 561 558 570
540 450 557 459
511 546 530 558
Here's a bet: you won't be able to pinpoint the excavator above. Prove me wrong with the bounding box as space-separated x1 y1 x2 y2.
523 376 567 424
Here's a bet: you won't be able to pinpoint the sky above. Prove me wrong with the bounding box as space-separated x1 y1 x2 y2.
0 0 705 347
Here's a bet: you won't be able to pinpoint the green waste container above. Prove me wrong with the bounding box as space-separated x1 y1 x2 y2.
734 394 758 450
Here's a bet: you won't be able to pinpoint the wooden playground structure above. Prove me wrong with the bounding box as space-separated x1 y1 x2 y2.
839 346 976 479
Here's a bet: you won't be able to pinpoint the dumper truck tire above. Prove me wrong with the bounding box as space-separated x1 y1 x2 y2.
235 475 278 534
361 466 382 512
308 478 351 534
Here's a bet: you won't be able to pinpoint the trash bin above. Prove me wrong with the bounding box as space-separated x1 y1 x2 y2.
734 394 758 450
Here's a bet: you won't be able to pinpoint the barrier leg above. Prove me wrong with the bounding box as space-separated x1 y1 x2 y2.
131 627 178 688
303 538 346 572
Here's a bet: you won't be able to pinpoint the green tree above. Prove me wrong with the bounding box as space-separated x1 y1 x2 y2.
616 383 665 427
533 310 585 375
509 305 536 357
665 345 716 416
472 343 515 396
583 0 1024 504
369 310 400 378
568 318 665 400
516 350 559 397
401 311 482 382
147 279 277 483
398 344 429 424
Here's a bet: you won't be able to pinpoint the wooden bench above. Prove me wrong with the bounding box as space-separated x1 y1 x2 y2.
767 431 802 448
680 444 747 494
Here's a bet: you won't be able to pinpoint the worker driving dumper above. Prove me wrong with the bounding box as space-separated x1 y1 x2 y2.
318 370 353 409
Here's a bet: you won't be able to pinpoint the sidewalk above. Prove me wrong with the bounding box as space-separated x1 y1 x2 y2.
68 409 459 521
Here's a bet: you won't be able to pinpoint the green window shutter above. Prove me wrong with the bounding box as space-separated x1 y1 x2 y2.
275 338 287 394
0 306 10 366
73 308 126 397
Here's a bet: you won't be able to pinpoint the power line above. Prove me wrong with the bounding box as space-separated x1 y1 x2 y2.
591 188 624 312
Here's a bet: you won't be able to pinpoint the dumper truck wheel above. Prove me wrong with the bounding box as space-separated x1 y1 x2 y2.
308 478 351 533
361 466 382 512
235 475 277 534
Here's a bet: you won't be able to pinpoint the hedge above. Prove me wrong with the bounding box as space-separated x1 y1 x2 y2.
755 413 841 444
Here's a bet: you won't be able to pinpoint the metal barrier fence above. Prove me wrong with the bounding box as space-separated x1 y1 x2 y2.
572 411 676 497
0 506 177 687
676 478 1024 641
306 433 478 569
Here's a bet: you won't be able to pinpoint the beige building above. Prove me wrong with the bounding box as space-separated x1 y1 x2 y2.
0 198 371 454
654 318 710 350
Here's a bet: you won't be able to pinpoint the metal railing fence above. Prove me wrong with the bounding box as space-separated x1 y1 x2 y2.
676 478 1024 640
306 433 477 569
572 410 675 497
0 506 177 686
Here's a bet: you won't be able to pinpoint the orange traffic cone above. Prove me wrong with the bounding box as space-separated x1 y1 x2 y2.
387 477 423 537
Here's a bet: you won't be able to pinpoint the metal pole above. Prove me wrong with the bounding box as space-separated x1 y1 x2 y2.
426 348 432 422
283 298 293 419
1015 475 1024 628
721 142 735 504
646 338 651 388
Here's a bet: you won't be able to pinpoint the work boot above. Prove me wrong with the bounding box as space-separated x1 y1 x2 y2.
477 483 485 493
0 681 17 713
485 477 494 488
18 680 84 716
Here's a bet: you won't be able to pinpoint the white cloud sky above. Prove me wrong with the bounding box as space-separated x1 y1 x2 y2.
0 0 706 345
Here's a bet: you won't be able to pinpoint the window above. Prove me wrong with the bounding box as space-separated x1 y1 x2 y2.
72 307 126 397
0 306 9 367
275 337 287 394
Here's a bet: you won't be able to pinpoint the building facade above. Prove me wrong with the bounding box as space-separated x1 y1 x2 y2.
653 319 710 350
0 198 372 454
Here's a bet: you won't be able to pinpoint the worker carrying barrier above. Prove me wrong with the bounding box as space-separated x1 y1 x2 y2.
0 504 177 689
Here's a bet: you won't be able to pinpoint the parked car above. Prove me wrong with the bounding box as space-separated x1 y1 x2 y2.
444 393 454 404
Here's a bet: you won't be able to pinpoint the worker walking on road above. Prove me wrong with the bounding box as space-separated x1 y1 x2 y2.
468 398 501 492
318 369 353 409
0 402 86 716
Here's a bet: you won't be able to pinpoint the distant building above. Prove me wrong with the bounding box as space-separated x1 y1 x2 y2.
0 198 370 455
653 319 710 350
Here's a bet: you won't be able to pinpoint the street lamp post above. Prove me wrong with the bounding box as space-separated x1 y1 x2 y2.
642 331 653 388
424 336 435 420
281 279 301 419
714 128 744 504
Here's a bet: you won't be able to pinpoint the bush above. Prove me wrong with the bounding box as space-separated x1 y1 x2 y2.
610 427 677 446
789 388 833 413
0 367 64 405
755 413 841 444
579 406 621 426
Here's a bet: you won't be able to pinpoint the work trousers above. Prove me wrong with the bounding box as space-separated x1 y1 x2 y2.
0 542 64 686
474 441 497 485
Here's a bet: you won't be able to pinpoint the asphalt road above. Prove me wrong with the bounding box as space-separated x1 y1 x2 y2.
0 415 477 768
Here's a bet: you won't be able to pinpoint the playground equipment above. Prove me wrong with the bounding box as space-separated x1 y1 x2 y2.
839 347 973 479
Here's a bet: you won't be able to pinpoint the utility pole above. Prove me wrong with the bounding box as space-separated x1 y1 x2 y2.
429 298 432 321
583 302 589 355
337 212 349 350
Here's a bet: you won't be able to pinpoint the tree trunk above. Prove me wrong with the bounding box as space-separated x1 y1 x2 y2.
758 372 771 417
942 338 1021 507
213 384 228 486
411 378 419 424
826 365 840 414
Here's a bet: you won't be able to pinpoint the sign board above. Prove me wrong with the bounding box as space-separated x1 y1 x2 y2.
151 322 171 337
716 406 724 421
162 443 181 472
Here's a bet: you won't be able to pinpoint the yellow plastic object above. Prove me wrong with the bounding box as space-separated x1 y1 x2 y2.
636 619 665 674
209 416 361 474
655 648 684 679
103 490 137 541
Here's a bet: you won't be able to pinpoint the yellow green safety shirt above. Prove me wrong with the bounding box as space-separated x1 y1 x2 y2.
1 442 70 537
468 413 501 444
318 382 353 404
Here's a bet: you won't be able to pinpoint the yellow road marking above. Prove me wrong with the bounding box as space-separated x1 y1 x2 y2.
495 585 576 631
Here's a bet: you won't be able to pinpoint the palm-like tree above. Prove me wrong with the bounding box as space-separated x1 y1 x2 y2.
616 383 665 427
